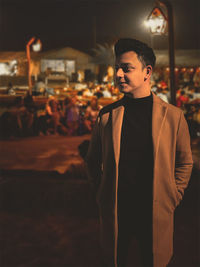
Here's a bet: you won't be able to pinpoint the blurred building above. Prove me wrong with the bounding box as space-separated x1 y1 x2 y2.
0 47 96 87
40 47 96 81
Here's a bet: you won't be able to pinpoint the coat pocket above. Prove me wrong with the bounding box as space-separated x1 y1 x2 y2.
171 175 181 207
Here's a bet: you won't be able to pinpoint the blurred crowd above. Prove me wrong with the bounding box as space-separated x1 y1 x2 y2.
151 84 200 139
0 92 103 139
0 79 200 140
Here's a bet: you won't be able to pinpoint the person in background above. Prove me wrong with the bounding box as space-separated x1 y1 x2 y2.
32 77 55 96
84 96 102 133
6 82 16 95
94 86 104 99
46 97 62 134
82 88 93 97
65 95 80 135
23 92 37 136
1 96 26 138
102 86 112 98
32 78 46 96
176 90 189 108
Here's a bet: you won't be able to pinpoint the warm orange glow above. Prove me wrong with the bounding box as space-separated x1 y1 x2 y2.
145 6 167 35
26 37 42 94
153 7 163 16
32 39 42 52
26 37 36 91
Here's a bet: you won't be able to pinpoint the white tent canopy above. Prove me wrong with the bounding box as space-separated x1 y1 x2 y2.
154 49 200 67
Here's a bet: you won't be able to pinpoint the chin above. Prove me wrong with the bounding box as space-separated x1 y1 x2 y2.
120 87 131 94
119 86 131 94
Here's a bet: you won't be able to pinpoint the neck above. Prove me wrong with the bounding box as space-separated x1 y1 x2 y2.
125 85 151 99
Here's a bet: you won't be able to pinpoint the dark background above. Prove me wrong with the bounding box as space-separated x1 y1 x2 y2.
0 0 200 53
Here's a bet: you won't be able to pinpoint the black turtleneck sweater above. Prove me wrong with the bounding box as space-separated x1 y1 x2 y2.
118 93 154 223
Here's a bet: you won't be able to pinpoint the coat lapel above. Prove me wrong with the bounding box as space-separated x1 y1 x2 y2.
152 93 168 161
112 105 124 165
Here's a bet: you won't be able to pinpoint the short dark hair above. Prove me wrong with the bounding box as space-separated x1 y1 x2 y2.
114 38 156 69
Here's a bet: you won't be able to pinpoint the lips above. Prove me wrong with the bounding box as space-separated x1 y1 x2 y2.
119 82 127 86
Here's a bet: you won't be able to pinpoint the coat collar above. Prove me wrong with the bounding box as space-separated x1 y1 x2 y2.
112 92 168 165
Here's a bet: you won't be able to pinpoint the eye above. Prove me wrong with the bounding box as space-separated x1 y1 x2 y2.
122 66 130 73
115 65 134 73
123 66 134 73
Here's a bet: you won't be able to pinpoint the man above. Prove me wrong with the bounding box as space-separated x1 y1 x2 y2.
85 38 193 267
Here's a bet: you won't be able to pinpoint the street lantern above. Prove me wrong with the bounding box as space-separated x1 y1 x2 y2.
145 0 176 106
32 39 42 52
26 37 42 94
145 7 167 35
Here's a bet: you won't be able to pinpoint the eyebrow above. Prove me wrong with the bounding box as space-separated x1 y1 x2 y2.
115 63 134 67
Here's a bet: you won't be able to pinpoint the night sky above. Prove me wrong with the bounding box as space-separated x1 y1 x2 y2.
0 0 200 53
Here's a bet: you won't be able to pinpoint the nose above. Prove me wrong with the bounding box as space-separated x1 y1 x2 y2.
116 67 124 78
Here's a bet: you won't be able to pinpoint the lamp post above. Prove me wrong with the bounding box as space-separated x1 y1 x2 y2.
26 37 42 95
145 0 176 106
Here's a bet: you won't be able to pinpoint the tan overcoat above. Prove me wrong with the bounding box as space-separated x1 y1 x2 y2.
86 93 193 267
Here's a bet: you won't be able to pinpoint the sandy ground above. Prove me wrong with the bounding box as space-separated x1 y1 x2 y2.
0 135 199 267
0 135 91 174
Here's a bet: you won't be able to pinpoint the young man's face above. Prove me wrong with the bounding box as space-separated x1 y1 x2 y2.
115 51 150 95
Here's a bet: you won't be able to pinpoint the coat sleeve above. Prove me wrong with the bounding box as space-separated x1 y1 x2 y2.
85 116 102 195
175 111 193 201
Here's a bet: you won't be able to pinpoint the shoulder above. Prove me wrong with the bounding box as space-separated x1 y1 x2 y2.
99 97 124 117
153 93 184 124
153 93 182 115
166 101 182 115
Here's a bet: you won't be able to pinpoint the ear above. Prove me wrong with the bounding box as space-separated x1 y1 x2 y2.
144 65 152 81
146 66 152 75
